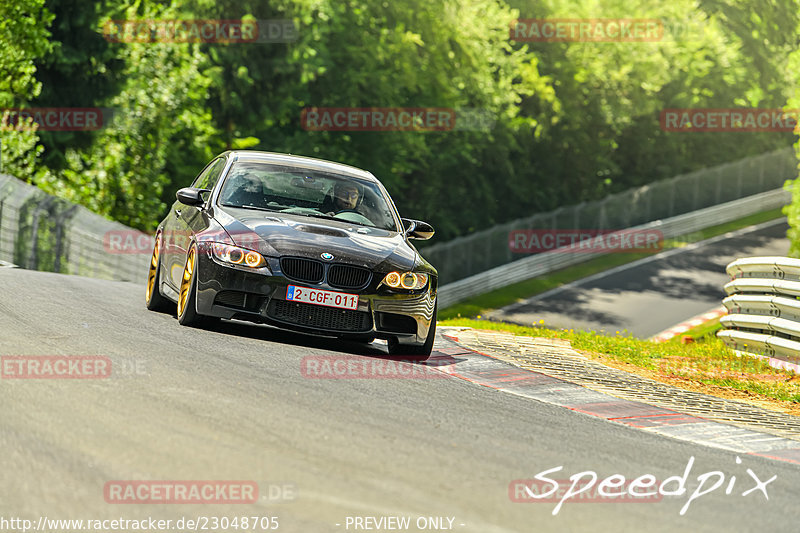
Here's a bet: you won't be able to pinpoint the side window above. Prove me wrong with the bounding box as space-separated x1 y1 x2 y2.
191 157 227 190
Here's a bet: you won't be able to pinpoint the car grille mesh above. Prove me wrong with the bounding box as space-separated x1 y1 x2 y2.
214 291 265 312
280 257 324 283
280 256 372 289
215 290 246 308
327 265 371 289
268 300 372 332
375 312 418 334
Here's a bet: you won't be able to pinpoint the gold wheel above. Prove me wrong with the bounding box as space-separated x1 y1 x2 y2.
177 247 196 318
145 237 160 304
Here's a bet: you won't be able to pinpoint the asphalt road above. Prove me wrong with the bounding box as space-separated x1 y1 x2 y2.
489 220 791 338
1 267 799 532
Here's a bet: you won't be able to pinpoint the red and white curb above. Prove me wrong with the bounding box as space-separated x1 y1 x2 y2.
649 306 727 343
427 333 800 466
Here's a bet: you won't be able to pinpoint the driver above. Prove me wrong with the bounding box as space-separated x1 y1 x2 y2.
327 182 360 214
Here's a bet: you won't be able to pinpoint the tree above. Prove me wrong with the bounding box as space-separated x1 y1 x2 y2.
0 0 53 181
35 0 217 229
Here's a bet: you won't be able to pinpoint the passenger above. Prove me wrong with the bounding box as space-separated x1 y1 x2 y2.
228 173 264 207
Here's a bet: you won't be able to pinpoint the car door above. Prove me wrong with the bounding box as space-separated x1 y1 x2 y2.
164 157 228 289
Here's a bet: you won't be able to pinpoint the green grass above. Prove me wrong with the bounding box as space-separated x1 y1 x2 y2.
666 317 723 344
440 318 800 404
440 208 785 320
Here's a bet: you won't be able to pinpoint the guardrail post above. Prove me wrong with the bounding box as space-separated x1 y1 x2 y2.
27 196 55 270
668 178 676 216
737 161 744 197
550 207 560 229
466 236 473 277
52 205 77 273
485 229 493 272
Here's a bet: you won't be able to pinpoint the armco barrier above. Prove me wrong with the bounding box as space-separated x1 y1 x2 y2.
718 257 800 372
438 187 792 308
0 174 148 281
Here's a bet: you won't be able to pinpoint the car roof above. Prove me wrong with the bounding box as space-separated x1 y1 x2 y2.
224 150 378 182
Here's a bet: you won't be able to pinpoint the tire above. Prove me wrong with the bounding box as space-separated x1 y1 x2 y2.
387 303 437 361
177 245 216 327
145 234 172 313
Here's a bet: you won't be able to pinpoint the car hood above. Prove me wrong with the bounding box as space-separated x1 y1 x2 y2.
214 207 418 271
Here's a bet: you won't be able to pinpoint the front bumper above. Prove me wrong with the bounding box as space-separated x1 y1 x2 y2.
194 251 436 344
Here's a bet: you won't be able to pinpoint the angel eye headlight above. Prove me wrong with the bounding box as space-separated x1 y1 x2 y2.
385 272 401 287
381 271 428 290
229 248 244 264
245 252 263 267
211 243 267 269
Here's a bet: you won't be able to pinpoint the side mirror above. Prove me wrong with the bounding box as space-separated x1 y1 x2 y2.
176 187 207 207
401 218 435 240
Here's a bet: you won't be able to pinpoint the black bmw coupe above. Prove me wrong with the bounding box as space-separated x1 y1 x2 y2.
145 150 438 357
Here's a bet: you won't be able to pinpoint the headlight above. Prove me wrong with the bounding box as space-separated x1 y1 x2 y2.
211 243 268 269
381 271 429 290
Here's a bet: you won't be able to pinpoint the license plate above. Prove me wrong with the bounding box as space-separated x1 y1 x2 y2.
286 285 359 310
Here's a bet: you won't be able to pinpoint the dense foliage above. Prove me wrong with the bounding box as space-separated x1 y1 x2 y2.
2 0 799 242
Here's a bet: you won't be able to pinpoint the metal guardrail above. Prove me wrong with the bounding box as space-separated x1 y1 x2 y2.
438 186 792 308
0 174 149 282
718 257 800 369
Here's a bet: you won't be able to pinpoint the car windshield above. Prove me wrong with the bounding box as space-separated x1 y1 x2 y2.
218 161 399 231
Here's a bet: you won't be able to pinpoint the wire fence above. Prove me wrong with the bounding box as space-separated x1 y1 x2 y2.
422 146 798 284
437 187 792 308
0 174 149 281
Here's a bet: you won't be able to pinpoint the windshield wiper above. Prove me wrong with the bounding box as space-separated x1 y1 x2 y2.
301 212 340 221
221 204 279 213
301 212 375 228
